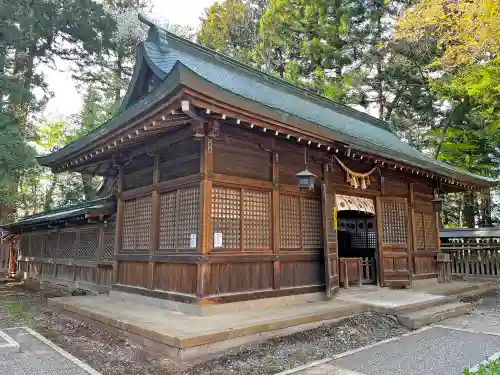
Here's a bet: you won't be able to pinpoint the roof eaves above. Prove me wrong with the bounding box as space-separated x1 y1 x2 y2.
37 64 184 167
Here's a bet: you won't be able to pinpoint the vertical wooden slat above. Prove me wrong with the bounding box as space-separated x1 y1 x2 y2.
272 152 280 290
197 131 213 298
113 166 124 285
435 212 441 252
97 226 104 263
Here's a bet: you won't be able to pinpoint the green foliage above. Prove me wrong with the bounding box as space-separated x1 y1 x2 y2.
464 360 500 375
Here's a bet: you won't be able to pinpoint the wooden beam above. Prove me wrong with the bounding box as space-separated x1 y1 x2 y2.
181 100 205 122
113 166 124 285
197 133 213 298
272 151 280 290
148 154 161 290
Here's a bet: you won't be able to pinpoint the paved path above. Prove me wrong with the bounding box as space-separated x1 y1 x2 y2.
280 293 500 375
0 327 100 375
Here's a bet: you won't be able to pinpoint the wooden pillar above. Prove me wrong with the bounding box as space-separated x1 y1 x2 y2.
148 154 160 290
272 152 280 290
408 182 415 279
113 166 124 285
197 132 213 299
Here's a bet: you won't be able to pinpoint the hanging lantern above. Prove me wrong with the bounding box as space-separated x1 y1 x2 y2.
432 189 443 213
296 168 317 190
296 147 317 190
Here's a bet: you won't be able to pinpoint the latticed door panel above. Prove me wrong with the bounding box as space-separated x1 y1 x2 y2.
279 195 301 249
302 198 323 249
122 199 136 251
135 196 152 252
159 192 176 250
243 190 270 250
44 233 58 259
77 230 99 261
177 187 200 250
423 213 437 250
322 184 339 299
212 187 241 249
58 232 77 259
377 197 411 287
19 233 31 257
102 228 115 261
415 212 425 251
30 233 43 258
380 200 407 244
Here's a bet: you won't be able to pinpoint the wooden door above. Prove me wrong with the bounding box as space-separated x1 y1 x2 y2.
321 183 339 298
376 197 412 287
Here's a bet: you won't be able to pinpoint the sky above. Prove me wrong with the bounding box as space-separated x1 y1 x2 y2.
42 0 216 121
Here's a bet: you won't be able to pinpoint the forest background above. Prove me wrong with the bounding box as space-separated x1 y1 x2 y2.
1 0 499 228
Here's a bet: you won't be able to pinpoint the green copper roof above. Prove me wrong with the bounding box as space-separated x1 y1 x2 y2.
2 197 116 232
38 16 497 187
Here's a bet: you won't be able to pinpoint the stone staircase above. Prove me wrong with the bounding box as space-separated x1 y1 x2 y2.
396 300 474 329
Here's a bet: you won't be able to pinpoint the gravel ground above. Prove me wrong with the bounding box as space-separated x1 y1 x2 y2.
0 282 410 375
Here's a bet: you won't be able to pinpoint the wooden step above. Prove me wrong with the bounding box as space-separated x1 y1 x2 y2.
396 302 473 329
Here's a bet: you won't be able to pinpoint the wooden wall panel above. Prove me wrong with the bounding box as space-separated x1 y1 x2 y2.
280 260 324 287
55 264 73 280
413 256 436 275
98 268 113 287
159 138 201 182
153 263 197 294
75 266 95 283
384 175 409 197
214 143 272 181
279 150 323 186
207 262 273 295
117 261 149 288
123 154 154 191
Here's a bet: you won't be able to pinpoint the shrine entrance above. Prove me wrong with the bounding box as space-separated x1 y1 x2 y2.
336 194 378 287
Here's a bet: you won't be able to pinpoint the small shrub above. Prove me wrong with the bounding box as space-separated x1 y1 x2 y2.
465 360 500 374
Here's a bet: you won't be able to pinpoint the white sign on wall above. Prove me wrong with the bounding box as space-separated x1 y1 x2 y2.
214 232 223 248
189 234 197 249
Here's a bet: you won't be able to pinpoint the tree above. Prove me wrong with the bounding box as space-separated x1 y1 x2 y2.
198 0 265 64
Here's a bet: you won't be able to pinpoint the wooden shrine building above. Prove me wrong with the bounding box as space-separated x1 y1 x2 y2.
21 16 496 303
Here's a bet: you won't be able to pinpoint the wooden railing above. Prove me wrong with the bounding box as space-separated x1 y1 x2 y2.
441 239 500 278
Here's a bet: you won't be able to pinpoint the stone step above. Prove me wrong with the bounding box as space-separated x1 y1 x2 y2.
396 302 473 330
393 295 456 315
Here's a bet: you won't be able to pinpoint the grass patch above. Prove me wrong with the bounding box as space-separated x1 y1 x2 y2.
0 300 29 320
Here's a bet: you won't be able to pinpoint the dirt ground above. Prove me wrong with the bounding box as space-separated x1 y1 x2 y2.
0 282 410 375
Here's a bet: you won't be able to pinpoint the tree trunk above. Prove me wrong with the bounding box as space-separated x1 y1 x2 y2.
434 104 457 159
81 173 97 200
43 174 58 212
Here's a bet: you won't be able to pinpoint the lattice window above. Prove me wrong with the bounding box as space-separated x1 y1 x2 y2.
77 230 99 261
302 198 323 248
424 212 437 250
102 228 115 261
122 196 152 253
243 190 270 249
177 187 200 249
19 233 30 257
44 233 58 259
212 187 241 249
122 199 136 250
30 233 43 258
381 200 407 244
415 212 425 250
279 195 300 249
135 196 152 251
159 192 176 250
58 232 77 259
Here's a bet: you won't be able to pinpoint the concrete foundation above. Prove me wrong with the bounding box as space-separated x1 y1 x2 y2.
47 280 490 361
